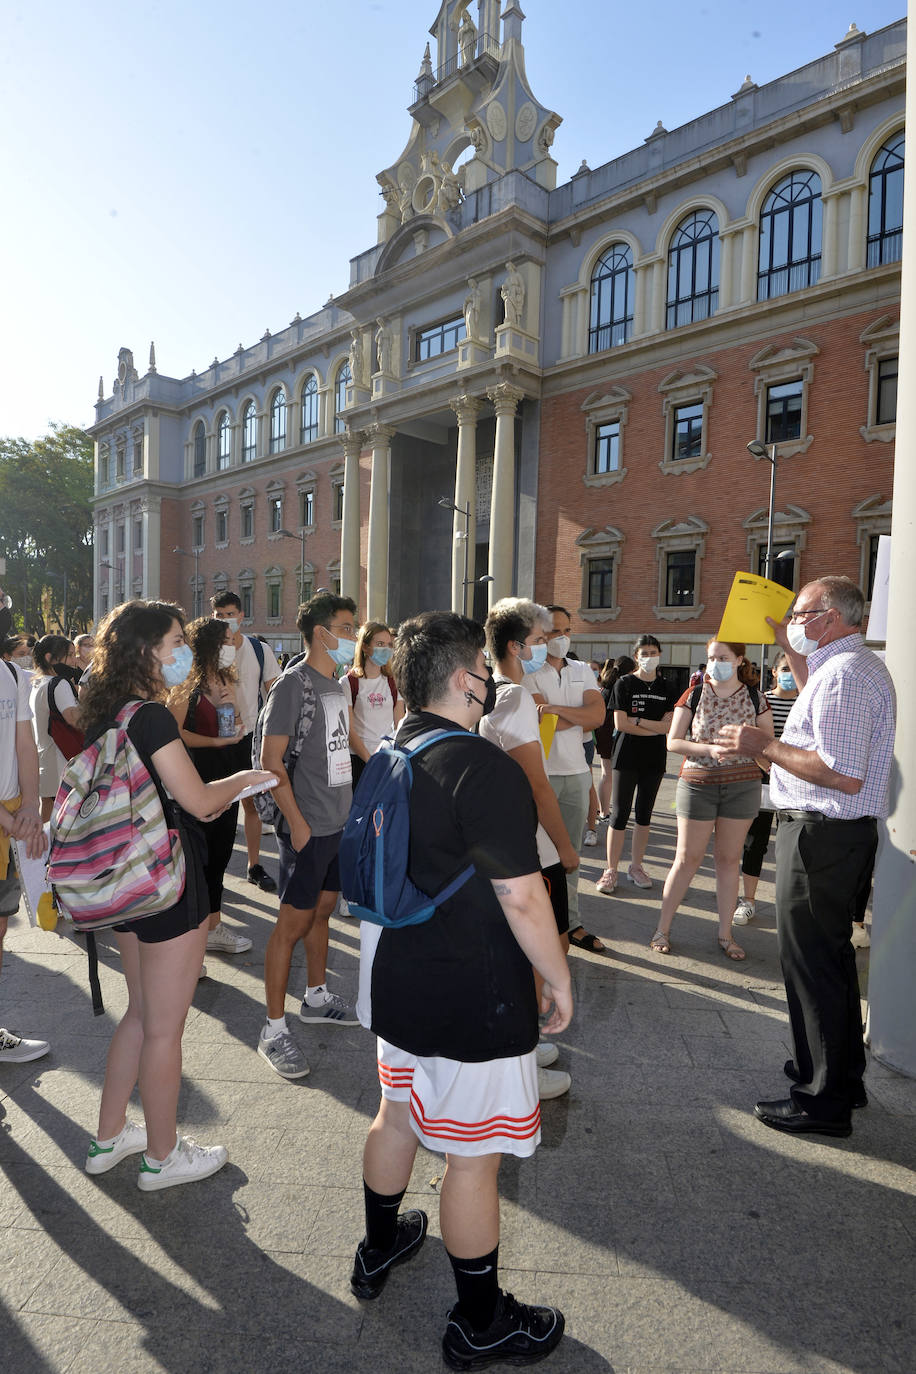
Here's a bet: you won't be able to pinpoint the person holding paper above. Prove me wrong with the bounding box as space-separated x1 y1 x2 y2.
651 640 773 961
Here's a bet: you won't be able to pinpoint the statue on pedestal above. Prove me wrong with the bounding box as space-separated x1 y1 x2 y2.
459 11 477 66
349 330 364 387
500 261 525 327
375 318 393 375
464 278 481 340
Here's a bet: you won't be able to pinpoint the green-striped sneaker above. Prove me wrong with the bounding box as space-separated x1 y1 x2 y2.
85 1119 148 1175
137 1135 228 1192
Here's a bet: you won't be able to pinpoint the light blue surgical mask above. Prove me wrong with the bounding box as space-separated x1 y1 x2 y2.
325 631 356 667
518 641 547 675
707 660 734 683
370 646 394 667
160 643 193 687
777 670 796 691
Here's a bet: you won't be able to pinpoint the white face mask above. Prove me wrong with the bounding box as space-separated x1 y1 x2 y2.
637 654 659 672
218 646 236 668
707 660 734 683
786 612 829 657
216 615 240 636
547 634 570 659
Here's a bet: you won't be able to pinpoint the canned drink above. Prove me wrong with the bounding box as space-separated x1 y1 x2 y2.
216 704 237 737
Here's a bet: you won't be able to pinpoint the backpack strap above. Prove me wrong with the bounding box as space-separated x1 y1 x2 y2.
399 728 471 757
687 683 702 717
3 658 16 681
247 635 265 683
347 671 359 707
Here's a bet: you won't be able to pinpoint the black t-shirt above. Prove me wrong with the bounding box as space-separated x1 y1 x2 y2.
610 674 675 773
368 711 541 1062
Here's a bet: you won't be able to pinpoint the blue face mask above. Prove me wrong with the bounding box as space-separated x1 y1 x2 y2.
518 642 547 675
777 670 796 691
325 632 356 667
707 660 734 683
371 646 394 667
160 642 193 687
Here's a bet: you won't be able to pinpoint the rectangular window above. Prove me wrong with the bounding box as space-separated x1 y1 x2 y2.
298 575 314 604
192 514 204 548
133 437 143 472
99 452 110 488
587 557 614 609
267 583 281 619
593 422 620 475
216 510 228 543
101 529 109 557
672 402 703 461
757 542 795 590
876 357 897 425
241 505 254 540
116 525 125 554
415 316 466 362
269 495 282 534
867 534 882 600
334 483 344 522
116 447 125 479
241 586 253 620
766 380 803 444
301 490 315 527
666 550 695 607
134 519 143 552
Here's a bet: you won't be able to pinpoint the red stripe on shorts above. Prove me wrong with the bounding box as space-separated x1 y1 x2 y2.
410 1091 541 1141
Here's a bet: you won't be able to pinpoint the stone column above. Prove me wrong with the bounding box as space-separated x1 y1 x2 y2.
448 395 483 614
486 382 525 608
366 424 396 621
868 36 916 1077
739 223 758 304
821 190 840 278
340 430 363 605
847 183 868 274
718 227 736 311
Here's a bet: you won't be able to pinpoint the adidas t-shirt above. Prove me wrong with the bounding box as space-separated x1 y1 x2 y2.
261 661 352 836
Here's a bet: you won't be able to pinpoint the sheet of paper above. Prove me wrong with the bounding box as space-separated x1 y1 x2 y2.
539 712 558 759
716 572 795 644
11 826 54 928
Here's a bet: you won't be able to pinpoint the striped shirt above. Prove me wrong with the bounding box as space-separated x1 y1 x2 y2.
765 693 795 740
769 634 896 820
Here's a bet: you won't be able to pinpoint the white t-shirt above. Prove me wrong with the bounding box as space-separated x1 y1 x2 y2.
30 675 78 795
479 678 560 869
350 673 397 756
1 662 33 800
235 635 281 735
523 659 600 776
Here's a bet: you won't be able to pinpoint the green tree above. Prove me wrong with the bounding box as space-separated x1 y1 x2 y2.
0 423 94 636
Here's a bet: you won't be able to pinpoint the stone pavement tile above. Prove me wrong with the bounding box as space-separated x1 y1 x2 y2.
536 1146 676 1209
718 1008 795 1040
861 1072 916 1115
662 981 760 1010
11 1161 151 1240
0 1227 63 1308
612 1201 768 1283
590 1105 730 1156
500 1193 618 1276
0 1311 100 1374
682 1032 793 1070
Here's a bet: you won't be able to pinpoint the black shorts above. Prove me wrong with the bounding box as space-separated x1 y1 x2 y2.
541 860 570 938
277 829 342 910
113 816 209 944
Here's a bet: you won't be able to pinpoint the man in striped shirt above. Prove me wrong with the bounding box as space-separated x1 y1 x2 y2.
721 577 895 1137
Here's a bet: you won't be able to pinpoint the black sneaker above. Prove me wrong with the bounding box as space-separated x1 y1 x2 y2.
442 1290 565 1370
247 864 277 893
350 1209 428 1299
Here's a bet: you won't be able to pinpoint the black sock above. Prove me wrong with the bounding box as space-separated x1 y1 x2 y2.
363 1180 406 1253
448 1246 500 1332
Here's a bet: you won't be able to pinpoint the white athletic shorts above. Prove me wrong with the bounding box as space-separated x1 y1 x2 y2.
376 1037 541 1158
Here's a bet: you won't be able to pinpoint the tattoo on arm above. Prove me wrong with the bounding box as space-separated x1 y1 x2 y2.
492 882 511 895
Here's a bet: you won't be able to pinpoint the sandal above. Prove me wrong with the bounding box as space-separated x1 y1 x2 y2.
569 927 606 954
649 930 671 955
718 933 746 961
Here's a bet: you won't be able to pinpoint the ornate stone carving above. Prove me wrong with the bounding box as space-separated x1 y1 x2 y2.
515 101 537 143
116 348 138 387
486 100 507 142
450 394 483 426
348 330 364 387
375 318 393 376
500 262 525 327
459 10 477 65
537 123 555 155
463 278 482 339
487 381 525 415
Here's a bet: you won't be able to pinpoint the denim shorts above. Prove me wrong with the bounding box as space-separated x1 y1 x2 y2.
676 777 762 822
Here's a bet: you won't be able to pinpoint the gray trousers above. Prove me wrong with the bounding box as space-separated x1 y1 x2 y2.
548 771 590 926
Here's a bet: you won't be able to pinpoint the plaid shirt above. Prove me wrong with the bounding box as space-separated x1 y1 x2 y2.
769 633 896 819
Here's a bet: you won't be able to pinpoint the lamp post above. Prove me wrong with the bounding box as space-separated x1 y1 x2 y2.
99 560 123 604
278 528 308 604
172 546 201 615
747 440 778 677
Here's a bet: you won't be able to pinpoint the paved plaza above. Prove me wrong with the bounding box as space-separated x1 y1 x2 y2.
1 772 914 1373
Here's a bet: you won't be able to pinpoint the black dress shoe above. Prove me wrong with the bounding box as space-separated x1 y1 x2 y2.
247 863 277 893
783 1060 867 1109
754 1097 852 1137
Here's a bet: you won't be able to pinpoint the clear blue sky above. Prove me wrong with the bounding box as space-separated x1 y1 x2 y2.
0 0 904 441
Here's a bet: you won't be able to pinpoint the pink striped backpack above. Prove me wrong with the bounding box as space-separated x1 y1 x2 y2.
47 701 186 933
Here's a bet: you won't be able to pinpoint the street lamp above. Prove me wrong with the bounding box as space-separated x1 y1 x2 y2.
278 528 308 604
173 546 201 616
99 560 123 603
747 439 778 676
436 495 494 616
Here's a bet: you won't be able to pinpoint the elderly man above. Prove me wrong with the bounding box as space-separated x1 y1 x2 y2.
720 576 895 1138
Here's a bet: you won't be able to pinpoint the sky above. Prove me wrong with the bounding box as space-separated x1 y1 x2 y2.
0 0 905 441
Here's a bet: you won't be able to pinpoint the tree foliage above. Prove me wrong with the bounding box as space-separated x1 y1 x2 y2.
0 423 94 635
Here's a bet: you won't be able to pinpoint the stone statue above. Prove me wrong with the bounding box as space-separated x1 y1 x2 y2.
375 318 392 375
466 124 485 154
500 261 525 327
459 11 477 66
463 277 481 339
349 330 363 386
437 163 462 214
538 124 555 155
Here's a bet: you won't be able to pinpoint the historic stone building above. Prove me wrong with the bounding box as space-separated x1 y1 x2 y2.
89 3 903 680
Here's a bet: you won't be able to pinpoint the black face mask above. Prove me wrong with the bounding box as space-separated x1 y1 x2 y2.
52 661 81 687
466 668 497 717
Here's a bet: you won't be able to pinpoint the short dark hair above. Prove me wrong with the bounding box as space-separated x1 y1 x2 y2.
211 590 242 613
485 597 550 662
633 634 661 656
546 604 570 619
392 611 484 711
296 593 357 644
33 634 73 673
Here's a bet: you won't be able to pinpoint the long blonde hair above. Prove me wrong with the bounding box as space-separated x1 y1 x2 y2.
353 621 394 678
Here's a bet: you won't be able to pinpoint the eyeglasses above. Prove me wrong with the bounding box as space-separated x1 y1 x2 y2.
789 607 830 622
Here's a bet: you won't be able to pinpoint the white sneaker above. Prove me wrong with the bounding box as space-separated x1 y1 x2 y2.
0 1028 49 1064
851 923 871 949
137 1135 228 1192
733 898 755 926
537 1066 571 1100
198 964 208 980
536 1040 559 1068
206 923 252 954
337 896 351 917
86 1119 147 1175
583 829 598 847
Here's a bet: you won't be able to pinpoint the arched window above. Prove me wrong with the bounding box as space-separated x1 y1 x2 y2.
216 412 231 470
193 421 206 477
868 132 904 267
588 244 633 352
758 170 822 301
300 375 319 443
335 363 352 435
666 210 719 329
269 389 287 454
242 401 257 463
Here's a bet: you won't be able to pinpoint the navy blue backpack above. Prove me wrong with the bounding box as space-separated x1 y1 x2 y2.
339 728 477 928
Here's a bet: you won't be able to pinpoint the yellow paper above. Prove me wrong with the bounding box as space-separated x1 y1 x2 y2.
716 572 795 644
539 712 558 759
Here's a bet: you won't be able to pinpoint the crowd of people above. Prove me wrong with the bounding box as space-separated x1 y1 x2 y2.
0 571 895 1368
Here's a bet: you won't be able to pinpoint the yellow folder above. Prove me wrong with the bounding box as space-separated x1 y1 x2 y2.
539 712 558 759
716 572 795 644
